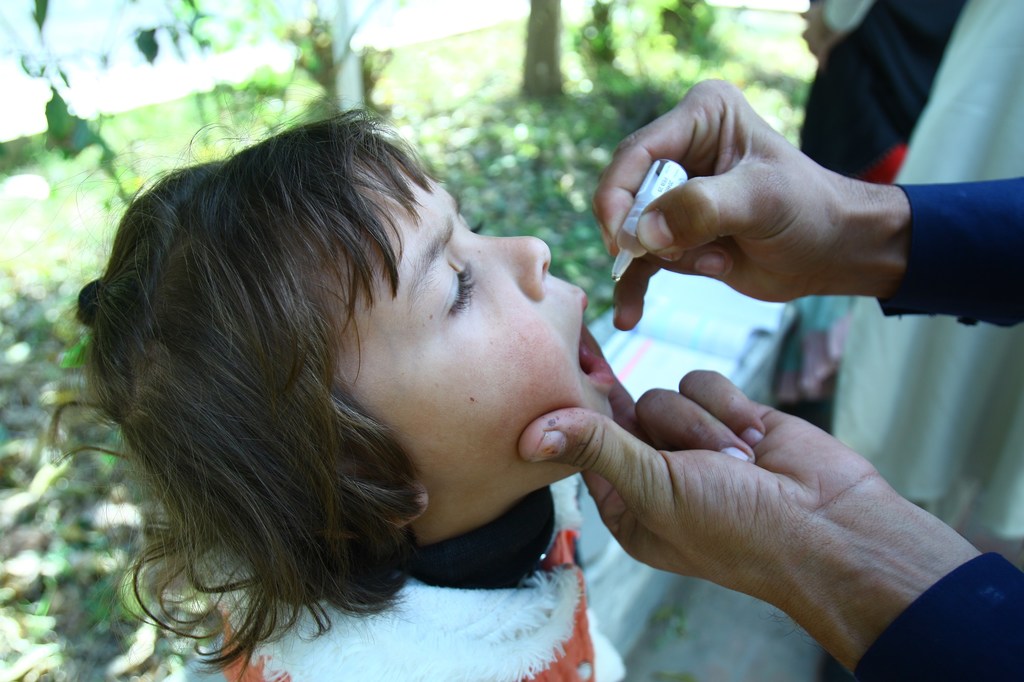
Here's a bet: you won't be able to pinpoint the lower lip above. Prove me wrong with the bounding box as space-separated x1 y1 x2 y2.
579 330 617 392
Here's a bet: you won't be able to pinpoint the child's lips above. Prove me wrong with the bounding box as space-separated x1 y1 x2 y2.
578 325 617 393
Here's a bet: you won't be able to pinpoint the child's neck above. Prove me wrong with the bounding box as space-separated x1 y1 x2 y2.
412 484 541 546
408 487 554 589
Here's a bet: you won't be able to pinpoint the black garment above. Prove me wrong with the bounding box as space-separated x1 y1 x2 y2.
408 486 555 589
801 0 965 178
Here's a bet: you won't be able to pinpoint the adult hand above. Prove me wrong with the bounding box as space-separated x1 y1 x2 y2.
802 2 848 71
519 371 979 669
593 80 911 330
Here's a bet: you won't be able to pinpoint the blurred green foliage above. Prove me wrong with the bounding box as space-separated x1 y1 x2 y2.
0 2 814 678
579 0 722 76
2 0 362 190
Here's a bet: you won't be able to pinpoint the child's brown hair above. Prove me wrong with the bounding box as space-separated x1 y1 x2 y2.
75 111 431 667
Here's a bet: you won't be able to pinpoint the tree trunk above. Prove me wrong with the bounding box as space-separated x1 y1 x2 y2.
523 0 563 98
332 0 364 108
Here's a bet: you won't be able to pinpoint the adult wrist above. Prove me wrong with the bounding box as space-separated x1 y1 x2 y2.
770 493 979 669
827 177 911 299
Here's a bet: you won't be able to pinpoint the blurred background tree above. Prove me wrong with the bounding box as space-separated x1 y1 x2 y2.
524 0 563 97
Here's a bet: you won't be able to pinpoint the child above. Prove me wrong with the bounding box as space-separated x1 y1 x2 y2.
74 110 626 681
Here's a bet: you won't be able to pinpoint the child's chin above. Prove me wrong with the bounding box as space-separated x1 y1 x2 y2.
540 463 583 486
580 392 615 419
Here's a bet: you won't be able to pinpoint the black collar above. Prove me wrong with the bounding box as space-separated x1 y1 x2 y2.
408 487 555 589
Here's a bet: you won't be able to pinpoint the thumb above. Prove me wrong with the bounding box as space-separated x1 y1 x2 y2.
638 165 773 257
518 407 670 521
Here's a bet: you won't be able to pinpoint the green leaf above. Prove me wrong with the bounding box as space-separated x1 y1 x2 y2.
44 88 103 158
33 0 48 32
70 119 103 152
167 25 186 59
135 28 159 63
20 55 41 77
44 88 74 140
60 334 90 369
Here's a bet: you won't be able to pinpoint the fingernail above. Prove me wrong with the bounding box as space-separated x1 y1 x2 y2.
637 211 673 252
695 252 727 277
537 430 566 459
741 428 764 446
721 446 752 462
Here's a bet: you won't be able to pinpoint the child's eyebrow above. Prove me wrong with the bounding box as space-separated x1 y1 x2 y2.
406 215 455 305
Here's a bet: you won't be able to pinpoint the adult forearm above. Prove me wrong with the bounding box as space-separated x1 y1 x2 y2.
768 484 979 669
823 177 911 300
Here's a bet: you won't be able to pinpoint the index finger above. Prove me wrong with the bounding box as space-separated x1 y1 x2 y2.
593 80 747 247
593 136 656 250
593 113 696 248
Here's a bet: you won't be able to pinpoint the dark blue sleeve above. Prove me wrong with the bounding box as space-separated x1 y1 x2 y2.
855 553 1024 681
880 178 1024 326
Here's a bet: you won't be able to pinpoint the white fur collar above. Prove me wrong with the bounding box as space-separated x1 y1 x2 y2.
252 568 582 681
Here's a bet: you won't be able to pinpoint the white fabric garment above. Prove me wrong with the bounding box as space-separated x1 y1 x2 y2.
246 570 584 682
834 0 1024 537
219 476 626 682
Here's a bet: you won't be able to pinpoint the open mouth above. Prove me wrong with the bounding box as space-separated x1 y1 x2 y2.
578 325 617 391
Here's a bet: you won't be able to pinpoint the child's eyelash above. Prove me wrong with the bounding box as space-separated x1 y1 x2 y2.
451 266 474 315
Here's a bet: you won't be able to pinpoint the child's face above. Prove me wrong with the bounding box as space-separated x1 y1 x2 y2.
341 183 617 545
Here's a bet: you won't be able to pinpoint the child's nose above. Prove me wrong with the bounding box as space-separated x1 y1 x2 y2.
508 236 550 300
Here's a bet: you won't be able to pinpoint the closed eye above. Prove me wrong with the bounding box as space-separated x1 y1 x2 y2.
450 265 474 315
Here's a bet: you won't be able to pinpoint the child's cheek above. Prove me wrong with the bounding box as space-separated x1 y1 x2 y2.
494 319 578 410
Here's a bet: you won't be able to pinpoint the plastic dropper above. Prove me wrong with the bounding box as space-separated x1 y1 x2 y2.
611 159 688 281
